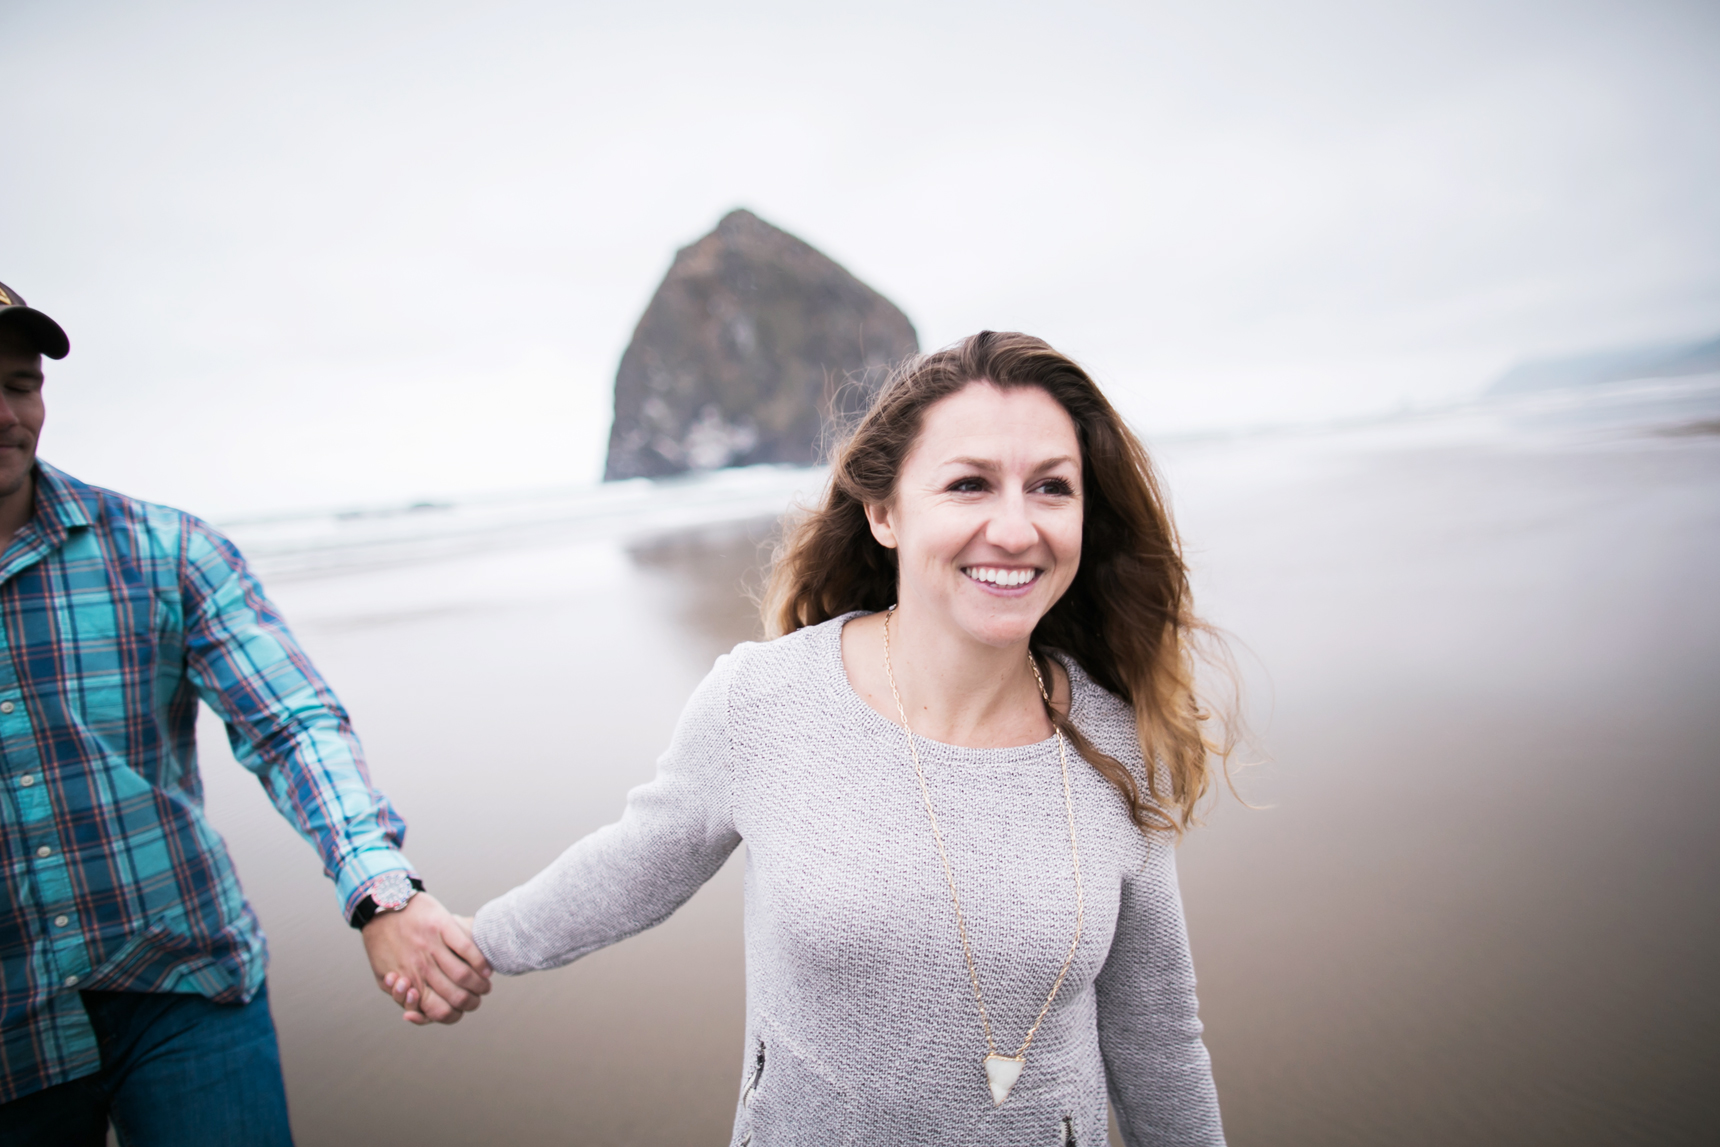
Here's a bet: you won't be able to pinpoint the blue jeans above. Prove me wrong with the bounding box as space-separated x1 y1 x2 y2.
0 983 294 1146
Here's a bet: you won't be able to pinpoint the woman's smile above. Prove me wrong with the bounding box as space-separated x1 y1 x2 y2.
961 564 1042 592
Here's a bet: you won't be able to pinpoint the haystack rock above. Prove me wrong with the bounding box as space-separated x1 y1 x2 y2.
603 209 919 480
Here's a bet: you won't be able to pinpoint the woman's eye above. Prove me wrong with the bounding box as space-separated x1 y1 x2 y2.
1035 479 1075 496
949 477 987 493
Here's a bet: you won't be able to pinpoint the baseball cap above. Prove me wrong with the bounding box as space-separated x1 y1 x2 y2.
0 281 70 360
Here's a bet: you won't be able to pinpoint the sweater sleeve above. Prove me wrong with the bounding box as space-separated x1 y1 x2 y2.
1095 833 1226 1146
471 652 742 974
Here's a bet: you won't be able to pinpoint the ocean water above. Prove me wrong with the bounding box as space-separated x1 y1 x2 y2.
194 377 1720 1145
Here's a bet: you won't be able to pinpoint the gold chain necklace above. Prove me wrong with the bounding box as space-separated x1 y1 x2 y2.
881 607 1086 1107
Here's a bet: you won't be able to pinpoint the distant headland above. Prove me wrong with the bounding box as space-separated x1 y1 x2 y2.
1488 334 1720 395
604 209 919 481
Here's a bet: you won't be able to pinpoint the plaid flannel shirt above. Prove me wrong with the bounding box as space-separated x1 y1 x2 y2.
0 462 413 1104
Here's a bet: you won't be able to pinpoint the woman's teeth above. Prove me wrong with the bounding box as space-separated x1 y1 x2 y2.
964 566 1038 588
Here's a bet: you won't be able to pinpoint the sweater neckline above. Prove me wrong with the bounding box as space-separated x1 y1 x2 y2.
820 611 1090 763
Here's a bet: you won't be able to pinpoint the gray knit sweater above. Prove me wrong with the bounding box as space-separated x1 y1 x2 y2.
473 614 1224 1147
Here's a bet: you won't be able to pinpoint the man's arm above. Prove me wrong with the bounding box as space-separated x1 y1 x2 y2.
176 515 490 1022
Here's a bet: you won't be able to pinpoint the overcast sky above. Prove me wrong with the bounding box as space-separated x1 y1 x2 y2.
5 0 1716 517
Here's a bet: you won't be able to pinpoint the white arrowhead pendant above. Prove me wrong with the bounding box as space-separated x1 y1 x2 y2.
984 1054 1026 1106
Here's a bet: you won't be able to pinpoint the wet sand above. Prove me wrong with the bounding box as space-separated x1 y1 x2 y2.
197 386 1720 1145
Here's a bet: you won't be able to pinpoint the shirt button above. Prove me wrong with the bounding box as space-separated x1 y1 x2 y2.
36 846 51 858
64 974 79 987
54 915 69 927
18 774 33 787
0 701 14 714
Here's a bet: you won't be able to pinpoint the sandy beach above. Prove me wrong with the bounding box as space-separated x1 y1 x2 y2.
195 377 1720 1146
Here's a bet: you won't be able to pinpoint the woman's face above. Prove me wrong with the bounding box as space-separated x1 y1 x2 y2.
867 380 1084 649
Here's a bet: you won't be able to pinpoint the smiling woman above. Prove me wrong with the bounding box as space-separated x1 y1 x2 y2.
769 331 1231 836
464 332 1233 1146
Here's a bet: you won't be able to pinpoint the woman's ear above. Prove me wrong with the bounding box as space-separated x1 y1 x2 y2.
863 501 899 550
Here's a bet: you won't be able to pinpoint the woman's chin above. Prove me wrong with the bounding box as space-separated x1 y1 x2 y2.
951 604 1048 649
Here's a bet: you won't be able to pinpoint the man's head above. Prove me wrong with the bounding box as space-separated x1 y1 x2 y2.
0 325 45 498
0 282 61 502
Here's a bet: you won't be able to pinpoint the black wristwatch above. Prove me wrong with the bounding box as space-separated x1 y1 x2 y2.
348 874 426 930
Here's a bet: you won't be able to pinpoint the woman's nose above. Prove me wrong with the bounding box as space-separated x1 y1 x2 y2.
984 496 1038 551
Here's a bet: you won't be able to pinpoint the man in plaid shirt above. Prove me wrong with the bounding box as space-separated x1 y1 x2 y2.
0 283 492 1146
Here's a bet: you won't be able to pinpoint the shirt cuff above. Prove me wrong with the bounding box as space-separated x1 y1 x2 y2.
336 851 419 922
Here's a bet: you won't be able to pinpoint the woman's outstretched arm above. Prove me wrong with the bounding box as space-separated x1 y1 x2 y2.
1095 835 1227 1147
472 651 742 974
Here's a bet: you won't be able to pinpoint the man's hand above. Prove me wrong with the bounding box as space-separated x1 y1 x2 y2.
362 892 492 1025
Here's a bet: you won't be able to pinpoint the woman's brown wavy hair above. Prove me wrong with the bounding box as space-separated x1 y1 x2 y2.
763 331 1233 836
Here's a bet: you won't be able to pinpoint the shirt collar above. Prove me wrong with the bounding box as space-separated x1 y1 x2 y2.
0 460 99 586
30 460 96 535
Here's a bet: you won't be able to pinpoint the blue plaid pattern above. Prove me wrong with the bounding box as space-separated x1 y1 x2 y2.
0 462 413 1104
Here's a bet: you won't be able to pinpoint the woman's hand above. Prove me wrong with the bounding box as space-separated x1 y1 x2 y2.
369 900 489 1025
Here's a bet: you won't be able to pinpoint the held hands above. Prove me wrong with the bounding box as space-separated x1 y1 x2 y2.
362 892 492 1025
